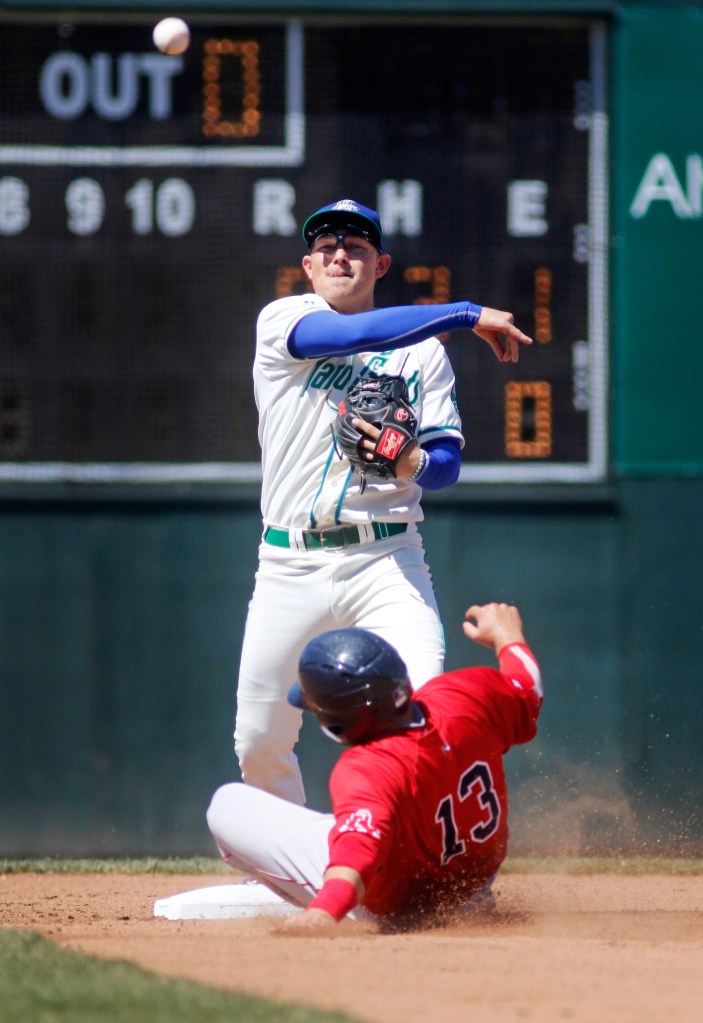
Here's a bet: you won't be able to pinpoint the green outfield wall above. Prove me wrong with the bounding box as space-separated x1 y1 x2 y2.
1 3 702 856
1 481 701 856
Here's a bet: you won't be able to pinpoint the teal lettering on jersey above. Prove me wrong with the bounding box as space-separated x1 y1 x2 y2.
307 360 339 390
303 353 420 407
330 364 353 391
305 359 353 394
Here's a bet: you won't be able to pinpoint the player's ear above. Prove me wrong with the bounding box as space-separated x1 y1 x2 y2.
301 254 314 281
375 253 392 280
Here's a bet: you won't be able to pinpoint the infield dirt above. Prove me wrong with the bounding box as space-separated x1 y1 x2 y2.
1 871 702 1023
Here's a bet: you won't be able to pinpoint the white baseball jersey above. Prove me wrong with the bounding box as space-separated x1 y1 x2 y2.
254 294 464 530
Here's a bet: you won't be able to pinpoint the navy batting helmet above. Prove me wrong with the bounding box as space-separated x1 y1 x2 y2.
288 628 411 745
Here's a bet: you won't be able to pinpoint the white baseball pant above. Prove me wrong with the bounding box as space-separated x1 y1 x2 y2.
207 780 376 921
234 529 445 804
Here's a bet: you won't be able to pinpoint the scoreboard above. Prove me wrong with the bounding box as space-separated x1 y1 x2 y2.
0 15 609 486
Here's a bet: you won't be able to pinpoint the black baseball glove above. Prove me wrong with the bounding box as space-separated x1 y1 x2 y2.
333 374 418 487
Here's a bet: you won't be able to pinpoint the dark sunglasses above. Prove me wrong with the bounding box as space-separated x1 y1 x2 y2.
309 223 379 251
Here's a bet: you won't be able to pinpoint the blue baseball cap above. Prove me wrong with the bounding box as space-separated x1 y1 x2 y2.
302 199 384 252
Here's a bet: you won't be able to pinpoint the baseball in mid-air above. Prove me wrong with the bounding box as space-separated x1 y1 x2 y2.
152 17 191 56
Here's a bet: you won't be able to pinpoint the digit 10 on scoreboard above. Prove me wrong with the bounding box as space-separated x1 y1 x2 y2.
0 17 608 486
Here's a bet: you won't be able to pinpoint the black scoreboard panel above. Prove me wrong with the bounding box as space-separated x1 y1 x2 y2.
0 17 607 484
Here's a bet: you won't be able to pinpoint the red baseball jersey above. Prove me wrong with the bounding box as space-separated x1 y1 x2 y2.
326 643 542 919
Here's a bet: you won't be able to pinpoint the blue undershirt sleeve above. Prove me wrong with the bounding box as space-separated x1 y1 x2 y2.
413 437 462 491
288 301 482 359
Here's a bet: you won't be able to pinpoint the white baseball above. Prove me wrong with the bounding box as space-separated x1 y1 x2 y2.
152 17 191 56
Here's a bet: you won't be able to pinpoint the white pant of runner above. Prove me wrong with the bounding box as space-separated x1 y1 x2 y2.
234 528 444 805
206 780 373 922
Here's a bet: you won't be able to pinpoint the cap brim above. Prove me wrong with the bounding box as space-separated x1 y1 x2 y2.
287 681 306 709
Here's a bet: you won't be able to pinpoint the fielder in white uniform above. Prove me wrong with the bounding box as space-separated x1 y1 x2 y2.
235 198 532 805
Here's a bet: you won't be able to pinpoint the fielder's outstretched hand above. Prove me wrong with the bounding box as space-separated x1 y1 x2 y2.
463 602 527 652
472 307 533 363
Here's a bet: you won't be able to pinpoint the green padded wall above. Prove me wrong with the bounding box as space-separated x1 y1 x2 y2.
2 482 701 856
612 7 703 474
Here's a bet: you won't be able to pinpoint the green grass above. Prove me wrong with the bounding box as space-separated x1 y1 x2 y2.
0 930 362 1023
1 855 702 875
0 856 233 875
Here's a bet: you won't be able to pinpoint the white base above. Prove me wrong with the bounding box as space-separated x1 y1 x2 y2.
153 882 301 920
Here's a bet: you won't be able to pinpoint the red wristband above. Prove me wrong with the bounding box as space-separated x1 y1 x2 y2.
308 877 358 921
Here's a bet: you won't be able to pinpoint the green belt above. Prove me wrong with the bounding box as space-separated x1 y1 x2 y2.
263 522 408 550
